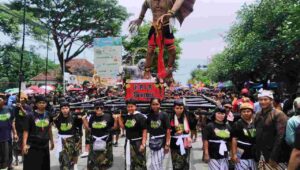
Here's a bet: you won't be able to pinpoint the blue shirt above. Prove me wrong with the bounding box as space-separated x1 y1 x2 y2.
254 102 261 113
285 115 300 146
0 106 14 142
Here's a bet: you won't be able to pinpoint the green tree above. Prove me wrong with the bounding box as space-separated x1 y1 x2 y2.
207 0 300 92
123 23 183 72
189 69 211 86
0 45 58 91
0 4 47 43
8 0 129 72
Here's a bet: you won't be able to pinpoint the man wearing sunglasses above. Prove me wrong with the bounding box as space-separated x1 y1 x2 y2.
223 100 235 127
82 102 119 169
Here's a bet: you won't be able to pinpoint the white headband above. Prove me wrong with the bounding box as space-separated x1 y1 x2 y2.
258 90 273 99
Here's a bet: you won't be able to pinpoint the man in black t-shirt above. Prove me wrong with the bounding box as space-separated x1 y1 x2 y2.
0 94 16 170
22 95 54 170
118 100 147 170
53 102 82 170
13 92 32 166
82 102 118 170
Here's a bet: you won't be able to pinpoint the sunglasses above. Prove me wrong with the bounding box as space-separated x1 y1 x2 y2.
224 106 232 109
216 112 226 115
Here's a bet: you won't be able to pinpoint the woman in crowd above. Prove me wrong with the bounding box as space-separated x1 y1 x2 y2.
170 100 192 170
147 98 171 170
82 102 118 170
203 107 231 170
231 103 257 170
118 100 147 170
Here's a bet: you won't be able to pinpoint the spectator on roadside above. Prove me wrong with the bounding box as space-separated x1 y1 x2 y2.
233 88 253 113
288 124 300 170
285 97 300 147
255 90 289 169
222 100 235 126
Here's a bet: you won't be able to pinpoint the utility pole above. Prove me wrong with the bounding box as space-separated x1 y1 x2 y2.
62 39 66 95
18 0 26 100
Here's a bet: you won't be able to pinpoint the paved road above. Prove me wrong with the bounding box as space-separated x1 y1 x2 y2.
13 128 209 170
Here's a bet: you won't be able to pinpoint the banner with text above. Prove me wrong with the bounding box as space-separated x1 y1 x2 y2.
125 81 165 102
94 37 122 86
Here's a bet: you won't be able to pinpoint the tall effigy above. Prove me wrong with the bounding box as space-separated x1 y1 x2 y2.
129 0 196 85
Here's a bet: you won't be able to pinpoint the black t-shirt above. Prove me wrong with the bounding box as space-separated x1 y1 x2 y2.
24 111 53 148
147 111 170 137
124 112 147 140
54 113 81 135
88 113 114 139
202 122 231 159
14 104 32 134
231 119 256 159
0 106 14 142
73 112 84 136
189 112 198 130
170 113 191 149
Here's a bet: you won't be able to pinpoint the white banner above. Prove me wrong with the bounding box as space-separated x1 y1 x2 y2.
94 37 122 85
64 72 78 84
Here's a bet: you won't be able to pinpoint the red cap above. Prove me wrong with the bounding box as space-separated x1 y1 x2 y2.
241 88 249 95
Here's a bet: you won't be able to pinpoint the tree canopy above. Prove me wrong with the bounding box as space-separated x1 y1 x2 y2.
8 0 129 71
188 69 211 86
0 45 58 91
206 0 300 92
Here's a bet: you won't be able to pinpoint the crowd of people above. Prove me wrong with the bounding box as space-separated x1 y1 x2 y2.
0 84 300 170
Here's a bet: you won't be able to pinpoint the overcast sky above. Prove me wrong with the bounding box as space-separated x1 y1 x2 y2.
0 0 257 84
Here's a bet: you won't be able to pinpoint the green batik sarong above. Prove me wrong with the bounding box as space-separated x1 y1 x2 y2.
59 136 80 170
125 139 146 170
87 139 113 170
171 148 190 170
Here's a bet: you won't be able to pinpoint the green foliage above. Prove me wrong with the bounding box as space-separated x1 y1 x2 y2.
8 0 129 70
0 6 19 41
0 45 58 91
206 0 300 91
0 4 48 43
189 69 211 85
123 23 183 72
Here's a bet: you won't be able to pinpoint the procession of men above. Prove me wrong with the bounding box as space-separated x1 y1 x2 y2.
0 86 300 169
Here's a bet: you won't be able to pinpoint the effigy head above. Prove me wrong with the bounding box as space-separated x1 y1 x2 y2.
137 58 146 71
